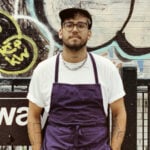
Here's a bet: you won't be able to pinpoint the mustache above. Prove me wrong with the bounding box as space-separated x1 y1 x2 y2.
69 35 81 39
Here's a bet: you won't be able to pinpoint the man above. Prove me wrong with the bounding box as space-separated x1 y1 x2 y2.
27 8 127 150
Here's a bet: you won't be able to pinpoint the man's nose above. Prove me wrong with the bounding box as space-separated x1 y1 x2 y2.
72 25 78 31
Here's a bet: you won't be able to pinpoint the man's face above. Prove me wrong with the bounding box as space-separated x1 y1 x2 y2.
59 15 92 51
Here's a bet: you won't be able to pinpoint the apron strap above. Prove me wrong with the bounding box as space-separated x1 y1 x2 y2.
55 53 99 84
89 53 99 84
55 53 60 83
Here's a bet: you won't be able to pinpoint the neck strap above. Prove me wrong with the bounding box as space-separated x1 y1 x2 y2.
55 53 99 84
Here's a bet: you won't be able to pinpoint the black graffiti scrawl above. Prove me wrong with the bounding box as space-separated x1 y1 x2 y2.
0 10 38 75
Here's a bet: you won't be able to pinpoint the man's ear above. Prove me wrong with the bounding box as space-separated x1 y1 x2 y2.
58 29 62 39
88 30 92 40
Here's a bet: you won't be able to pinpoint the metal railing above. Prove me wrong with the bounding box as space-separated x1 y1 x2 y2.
137 79 150 150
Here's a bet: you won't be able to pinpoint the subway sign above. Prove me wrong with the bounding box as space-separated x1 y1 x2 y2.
0 98 30 145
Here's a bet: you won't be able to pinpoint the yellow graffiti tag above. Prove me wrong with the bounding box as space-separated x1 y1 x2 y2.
0 35 38 75
0 25 2 33
0 40 19 56
5 48 29 66
0 10 38 75
0 39 30 66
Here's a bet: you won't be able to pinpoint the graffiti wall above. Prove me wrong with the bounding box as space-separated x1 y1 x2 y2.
0 0 150 77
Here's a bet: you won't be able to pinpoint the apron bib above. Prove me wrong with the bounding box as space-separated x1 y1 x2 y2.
42 53 111 150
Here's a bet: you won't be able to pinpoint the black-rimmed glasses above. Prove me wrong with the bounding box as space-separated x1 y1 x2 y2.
63 22 89 32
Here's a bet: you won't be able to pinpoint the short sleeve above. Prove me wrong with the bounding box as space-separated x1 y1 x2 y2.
108 64 125 103
27 67 46 108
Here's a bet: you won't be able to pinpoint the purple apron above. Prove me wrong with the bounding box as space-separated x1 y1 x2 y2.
42 53 111 150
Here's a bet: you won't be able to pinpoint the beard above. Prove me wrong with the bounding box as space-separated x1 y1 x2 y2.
63 38 88 51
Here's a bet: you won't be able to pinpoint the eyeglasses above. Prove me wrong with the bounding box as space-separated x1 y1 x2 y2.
63 21 89 32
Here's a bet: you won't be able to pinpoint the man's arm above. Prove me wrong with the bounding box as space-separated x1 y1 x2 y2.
110 98 127 150
27 101 43 150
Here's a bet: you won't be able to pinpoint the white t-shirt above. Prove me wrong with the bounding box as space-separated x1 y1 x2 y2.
27 53 125 115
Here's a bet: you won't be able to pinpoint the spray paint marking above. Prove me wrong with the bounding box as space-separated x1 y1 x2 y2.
0 10 38 75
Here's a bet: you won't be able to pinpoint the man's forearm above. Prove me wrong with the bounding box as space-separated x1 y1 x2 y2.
27 121 42 150
111 115 126 150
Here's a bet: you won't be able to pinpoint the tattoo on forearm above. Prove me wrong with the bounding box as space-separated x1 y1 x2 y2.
112 117 125 140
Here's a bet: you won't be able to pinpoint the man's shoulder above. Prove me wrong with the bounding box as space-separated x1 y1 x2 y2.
38 54 57 66
90 52 113 65
90 52 118 74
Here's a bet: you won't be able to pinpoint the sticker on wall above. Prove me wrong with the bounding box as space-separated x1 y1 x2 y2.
0 10 38 75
